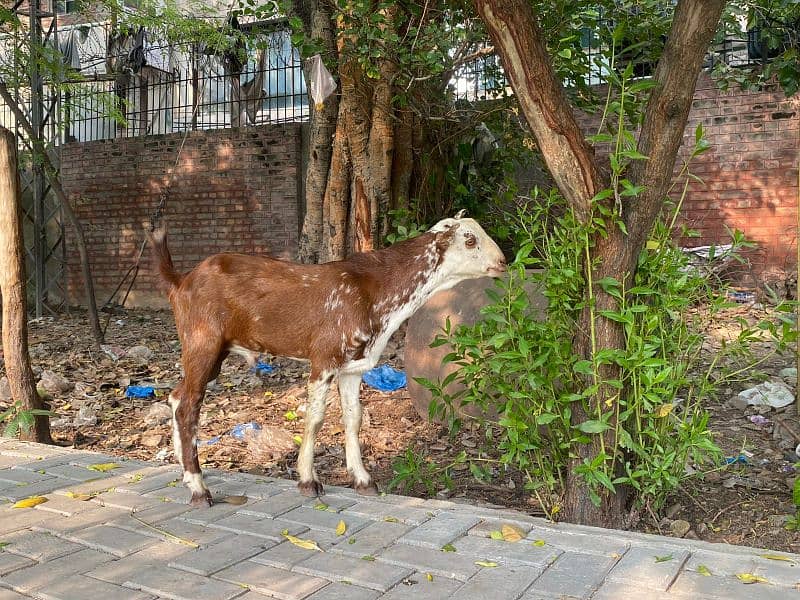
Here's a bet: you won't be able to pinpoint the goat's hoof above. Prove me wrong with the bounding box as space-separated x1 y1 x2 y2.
354 481 380 496
298 480 324 497
190 490 213 508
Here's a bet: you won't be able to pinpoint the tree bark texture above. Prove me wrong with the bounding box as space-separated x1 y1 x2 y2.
297 1 340 263
475 0 727 527
475 0 603 224
296 2 416 263
0 127 53 444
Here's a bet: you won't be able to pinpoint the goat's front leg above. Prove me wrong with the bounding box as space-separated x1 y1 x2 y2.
339 372 378 495
297 371 333 496
169 387 212 507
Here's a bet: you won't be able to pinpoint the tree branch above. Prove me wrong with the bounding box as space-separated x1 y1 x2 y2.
474 0 604 222
626 0 727 253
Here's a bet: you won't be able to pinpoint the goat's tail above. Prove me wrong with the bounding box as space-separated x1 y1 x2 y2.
147 226 182 290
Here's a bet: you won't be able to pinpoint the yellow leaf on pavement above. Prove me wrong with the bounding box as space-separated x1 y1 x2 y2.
736 573 769 584
501 524 523 542
87 463 120 473
12 496 48 509
697 564 712 576
759 554 795 563
475 560 498 568
336 520 347 536
65 491 95 501
282 532 323 552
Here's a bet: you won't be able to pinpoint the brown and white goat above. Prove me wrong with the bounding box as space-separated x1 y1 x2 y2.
149 215 506 506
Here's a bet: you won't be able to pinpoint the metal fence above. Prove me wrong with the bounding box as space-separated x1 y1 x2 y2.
64 62 309 142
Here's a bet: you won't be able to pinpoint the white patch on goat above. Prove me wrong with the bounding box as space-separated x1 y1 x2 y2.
183 471 208 496
229 344 259 366
338 372 371 487
297 371 333 484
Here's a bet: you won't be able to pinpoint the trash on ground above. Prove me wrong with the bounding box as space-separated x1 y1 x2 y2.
749 415 770 426
196 435 221 446
126 385 156 398
727 290 756 304
246 425 297 460
230 422 261 441
725 454 749 465
100 344 125 361
735 381 795 410
252 360 276 375
363 364 407 391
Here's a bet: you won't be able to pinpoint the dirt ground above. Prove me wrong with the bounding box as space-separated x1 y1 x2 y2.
2 303 798 553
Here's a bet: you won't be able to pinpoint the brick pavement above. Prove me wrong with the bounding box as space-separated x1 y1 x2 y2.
0 439 797 599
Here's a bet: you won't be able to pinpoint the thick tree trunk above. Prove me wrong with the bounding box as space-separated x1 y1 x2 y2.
0 127 53 444
297 3 340 263
476 0 728 527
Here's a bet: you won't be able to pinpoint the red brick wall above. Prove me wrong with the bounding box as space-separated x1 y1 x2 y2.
678 74 799 287
61 125 302 307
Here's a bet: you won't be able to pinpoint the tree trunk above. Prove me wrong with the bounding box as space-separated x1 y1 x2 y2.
297 2 340 263
0 127 53 444
0 82 104 348
476 0 727 527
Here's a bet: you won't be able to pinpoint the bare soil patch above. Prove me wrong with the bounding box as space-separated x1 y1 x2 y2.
2 304 797 553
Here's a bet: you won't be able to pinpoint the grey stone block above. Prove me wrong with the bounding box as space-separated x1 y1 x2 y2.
525 551 617 599
0 589 32 600
250 532 342 570
180 501 247 526
0 478 71 501
525 524 630 556
1 530 85 562
209 512 308 540
87 490 162 512
3 549 114 592
168 534 275 575
302 495 356 512
33 505 130 536
0 505 55 534
444 535 562 568
239 490 304 518
589 580 674 600
84 542 192 585
130 517 231 547
294 552 412 592
214 561 328 599
379 573 462 600
35 574 152 600
114 469 183 494
450 564 542 600
331 520 411 557
342 500 433 526
669 570 793 600
305 582 380 600
375 542 480 581
0 468 54 484
397 512 480 549
468 518 533 539
123 565 246 600
606 546 690 591
276 507 371 535
66 524 158 557
0 551 35 576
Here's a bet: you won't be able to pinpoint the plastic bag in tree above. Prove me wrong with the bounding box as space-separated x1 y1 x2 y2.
307 54 336 111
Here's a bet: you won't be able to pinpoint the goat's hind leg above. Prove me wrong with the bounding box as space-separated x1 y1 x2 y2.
297 370 333 497
170 350 224 507
339 372 378 495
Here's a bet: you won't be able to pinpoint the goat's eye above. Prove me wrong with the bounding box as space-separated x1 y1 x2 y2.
465 233 477 249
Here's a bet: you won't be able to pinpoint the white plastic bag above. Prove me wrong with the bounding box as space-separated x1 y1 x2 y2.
307 54 336 111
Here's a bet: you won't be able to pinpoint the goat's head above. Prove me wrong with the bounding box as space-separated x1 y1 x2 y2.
430 214 507 282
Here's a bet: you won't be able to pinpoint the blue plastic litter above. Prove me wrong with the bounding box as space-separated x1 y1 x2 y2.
196 435 221 447
125 385 155 398
724 454 748 465
251 360 276 375
362 364 407 392
230 422 262 441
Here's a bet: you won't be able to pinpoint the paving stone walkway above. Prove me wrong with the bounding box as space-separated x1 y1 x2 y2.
0 439 797 600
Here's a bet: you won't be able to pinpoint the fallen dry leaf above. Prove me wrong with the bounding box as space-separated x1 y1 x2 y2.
736 573 769 584
12 496 48 509
282 530 323 552
222 495 248 506
501 524 523 542
336 520 347 536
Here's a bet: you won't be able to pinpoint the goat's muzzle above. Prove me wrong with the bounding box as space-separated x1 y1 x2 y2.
487 258 507 278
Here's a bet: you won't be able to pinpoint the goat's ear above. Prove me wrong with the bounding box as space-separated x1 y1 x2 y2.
453 209 466 219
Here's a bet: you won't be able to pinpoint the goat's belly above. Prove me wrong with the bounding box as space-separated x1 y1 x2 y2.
228 343 310 364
